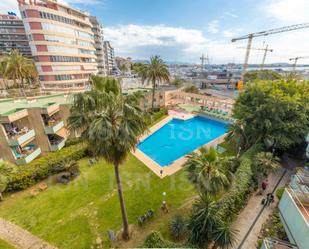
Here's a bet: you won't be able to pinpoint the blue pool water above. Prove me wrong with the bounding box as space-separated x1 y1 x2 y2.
137 116 227 166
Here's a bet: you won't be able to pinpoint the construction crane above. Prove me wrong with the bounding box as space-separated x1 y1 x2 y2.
289 56 309 71
200 54 209 71
231 23 309 79
237 45 273 69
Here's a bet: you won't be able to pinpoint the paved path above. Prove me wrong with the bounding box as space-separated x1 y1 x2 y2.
231 168 291 249
0 218 57 249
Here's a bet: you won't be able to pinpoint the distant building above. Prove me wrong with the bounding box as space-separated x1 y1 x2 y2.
89 16 107 76
0 13 32 57
103 41 115 75
17 0 98 93
115 56 132 74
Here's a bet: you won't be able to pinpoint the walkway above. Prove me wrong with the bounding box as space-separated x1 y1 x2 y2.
231 167 291 249
0 218 57 249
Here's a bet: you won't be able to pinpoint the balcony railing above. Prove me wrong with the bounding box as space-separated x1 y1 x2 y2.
7 129 35 146
261 237 295 249
15 147 41 165
50 138 66 151
44 120 64 135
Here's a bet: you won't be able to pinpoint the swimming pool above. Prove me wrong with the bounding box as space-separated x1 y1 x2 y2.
137 116 227 166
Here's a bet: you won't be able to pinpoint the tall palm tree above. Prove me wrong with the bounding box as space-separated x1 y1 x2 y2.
68 76 148 240
2 49 37 96
185 147 234 194
142 56 170 110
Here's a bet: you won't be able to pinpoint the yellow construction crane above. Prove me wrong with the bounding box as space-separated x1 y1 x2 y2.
237 45 273 69
231 23 309 80
289 56 309 71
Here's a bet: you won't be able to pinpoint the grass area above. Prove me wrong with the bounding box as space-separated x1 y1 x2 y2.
0 240 15 249
0 155 195 248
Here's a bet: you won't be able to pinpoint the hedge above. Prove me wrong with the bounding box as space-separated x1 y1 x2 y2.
217 143 263 221
6 143 87 191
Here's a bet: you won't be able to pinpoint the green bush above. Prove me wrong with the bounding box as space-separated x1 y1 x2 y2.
141 231 178 248
148 107 168 125
6 143 87 191
276 187 285 200
170 215 186 240
217 144 262 221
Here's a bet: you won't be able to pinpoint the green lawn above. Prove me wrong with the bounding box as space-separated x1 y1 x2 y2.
0 240 15 249
0 155 195 248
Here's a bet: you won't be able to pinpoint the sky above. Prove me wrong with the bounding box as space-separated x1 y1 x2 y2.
2 0 309 64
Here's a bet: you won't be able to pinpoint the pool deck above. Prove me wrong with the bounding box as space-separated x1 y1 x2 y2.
131 114 227 178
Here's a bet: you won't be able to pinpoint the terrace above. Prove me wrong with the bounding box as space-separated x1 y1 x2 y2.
2 116 35 147
12 142 41 165
42 112 65 135
48 134 66 151
278 168 309 249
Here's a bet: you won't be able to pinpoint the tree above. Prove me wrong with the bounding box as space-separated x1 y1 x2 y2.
233 80 309 150
1 49 37 96
187 194 237 248
68 76 148 239
185 147 234 194
184 85 199 94
0 161 17 201
243 69 282 83
141 56 170 110
172 78 184 88
254 152 280 176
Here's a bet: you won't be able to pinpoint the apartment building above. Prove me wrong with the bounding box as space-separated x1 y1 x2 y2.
0 94 72 165
89 16 106 76
103 41 115 75
0 13 32 57
17 0 98 93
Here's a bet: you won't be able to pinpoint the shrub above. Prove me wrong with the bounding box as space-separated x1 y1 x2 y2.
170 215 186 240
150 107 168 124
6 143 87 191
141 231 178 248
276 187 285 200
217 144 262 221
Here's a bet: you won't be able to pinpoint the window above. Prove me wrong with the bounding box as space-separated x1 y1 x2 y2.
79 49 94 55
47 46 78 54
41 23 74 35
52 65 80 71
50 56 80 62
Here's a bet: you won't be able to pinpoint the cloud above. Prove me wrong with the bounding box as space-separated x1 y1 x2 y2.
207 20 219 34
222 29 242 38
105 24 244 63
263 0 309 23
224 12 238 18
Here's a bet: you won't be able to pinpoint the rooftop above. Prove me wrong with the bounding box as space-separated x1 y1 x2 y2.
0 94 71 116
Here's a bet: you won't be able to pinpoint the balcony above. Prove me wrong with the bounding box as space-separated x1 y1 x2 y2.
50 138 66 151
15 147 41 165
44 121 64 135
7 129 35 146
261 237 295 249
279 183 309 249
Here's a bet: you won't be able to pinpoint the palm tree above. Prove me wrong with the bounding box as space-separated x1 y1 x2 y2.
2 49 37 96
187 194 237 248
185 147 234 194
142 56 170 110
212 221 238 249
255 152 280 176
68 76 148 240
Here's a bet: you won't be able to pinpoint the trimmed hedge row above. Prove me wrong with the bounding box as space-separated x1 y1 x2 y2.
7 143 87 191
217 144 263 221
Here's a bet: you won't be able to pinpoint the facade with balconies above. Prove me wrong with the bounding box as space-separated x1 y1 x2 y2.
0 94 74 165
